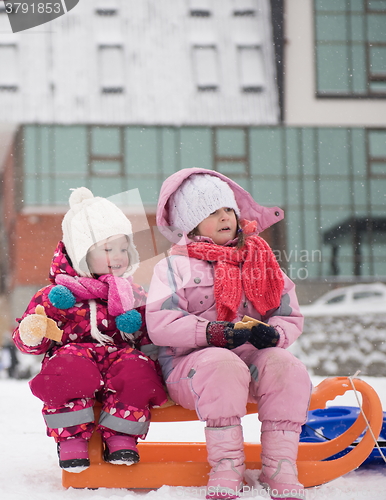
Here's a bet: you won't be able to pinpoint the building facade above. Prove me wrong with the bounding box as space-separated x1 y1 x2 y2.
0 0 385 332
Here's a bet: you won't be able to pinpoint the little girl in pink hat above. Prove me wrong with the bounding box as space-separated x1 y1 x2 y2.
146 168 311 500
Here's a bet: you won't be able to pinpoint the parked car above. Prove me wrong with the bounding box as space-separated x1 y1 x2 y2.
300 282 386 317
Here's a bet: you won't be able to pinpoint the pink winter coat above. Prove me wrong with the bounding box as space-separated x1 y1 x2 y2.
146 168 304 381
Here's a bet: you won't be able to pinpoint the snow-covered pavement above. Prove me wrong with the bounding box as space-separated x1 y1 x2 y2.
0 375 385 500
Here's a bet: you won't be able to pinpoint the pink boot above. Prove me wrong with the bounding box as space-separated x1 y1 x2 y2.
259 430 305 500
58 436 90 473
103 434 140 465
205 425 245 499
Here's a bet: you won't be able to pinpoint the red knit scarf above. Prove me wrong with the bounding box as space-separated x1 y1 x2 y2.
170 234 284 322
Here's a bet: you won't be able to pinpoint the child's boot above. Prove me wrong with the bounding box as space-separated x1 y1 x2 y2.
205 425 245 499
259 430 305 500
103 433 140 465
58 436 90 473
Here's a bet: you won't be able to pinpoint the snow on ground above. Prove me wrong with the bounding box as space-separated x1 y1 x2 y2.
0 375 385 500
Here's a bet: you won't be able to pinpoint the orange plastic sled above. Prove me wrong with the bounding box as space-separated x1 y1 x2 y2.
62 376 383 490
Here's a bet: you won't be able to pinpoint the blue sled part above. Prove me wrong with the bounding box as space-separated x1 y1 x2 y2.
300 406 386 466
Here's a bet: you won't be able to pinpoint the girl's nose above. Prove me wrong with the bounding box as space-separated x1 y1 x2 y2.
220 209 229 219
111 250 121 261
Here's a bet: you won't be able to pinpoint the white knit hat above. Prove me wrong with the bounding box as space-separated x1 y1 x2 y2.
62 187 140 277
169 173 240 233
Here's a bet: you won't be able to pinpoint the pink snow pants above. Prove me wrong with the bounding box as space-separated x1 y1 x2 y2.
29 343 167 442
165 345 312 432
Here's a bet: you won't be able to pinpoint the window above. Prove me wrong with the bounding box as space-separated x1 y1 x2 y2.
88 126 124 177
95 8 117 15
98 45 124 93
0 6 11 33
326 294 345 304
189 0 212 17
192 45 219 91
314 0 386 97
232 0 257 17
0 44 18 91
367 0 386 13
367 129 386 177
96 0 118 14
214 128 249 177
238 46 264 92
353 291 383 300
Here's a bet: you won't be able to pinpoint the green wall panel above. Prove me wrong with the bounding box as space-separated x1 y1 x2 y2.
317 45 349 92
217 161 247 176
350 14 365 41
315 0 346 12
284 128 300 176
23 126 37 175
349 0 364 12
318 128 350 176
24 178 37 205
320 209 352 234
351 129 366 176
125 127 158 174
216 128 245 157
20 124 386 278
301 129 317 176
125 177 160 206
351 45 367 92
287 179 303 207
250 128 283 176
316 13 347 42
161 128 179 175
369 130 386 157
320 179 352 206
54 126 87 175
179 128 212 170
89 177 127 199
303 179 318 206
352 180 368 207
367 14 386 43
55 176 88 204
370 179 386 206
253 179 283 207
91 127 121 156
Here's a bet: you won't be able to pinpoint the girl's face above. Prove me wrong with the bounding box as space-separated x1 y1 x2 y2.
196 207 237 245
87 234 130 277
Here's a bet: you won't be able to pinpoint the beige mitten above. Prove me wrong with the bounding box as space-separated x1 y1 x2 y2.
19 305 62 346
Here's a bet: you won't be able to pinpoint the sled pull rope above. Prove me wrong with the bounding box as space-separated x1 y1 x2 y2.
349 370 386 463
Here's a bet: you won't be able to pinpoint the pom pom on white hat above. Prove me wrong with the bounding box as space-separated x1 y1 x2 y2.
62 187 139 277
169 173 240 234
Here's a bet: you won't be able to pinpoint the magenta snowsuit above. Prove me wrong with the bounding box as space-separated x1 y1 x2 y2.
13 241 167 443
146 168 311 432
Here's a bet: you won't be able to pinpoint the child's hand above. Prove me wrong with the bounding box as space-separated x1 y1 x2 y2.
206 321 251 349
249 324 279 349
19 305 63 346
